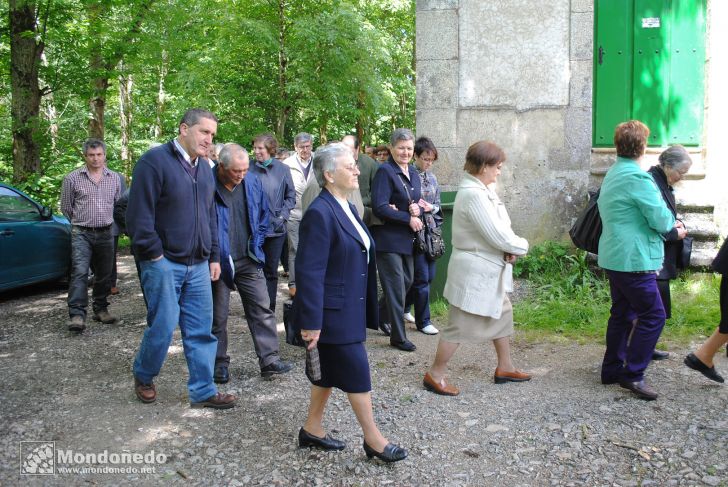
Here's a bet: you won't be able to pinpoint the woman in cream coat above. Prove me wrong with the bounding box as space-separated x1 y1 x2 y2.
423 141 531 396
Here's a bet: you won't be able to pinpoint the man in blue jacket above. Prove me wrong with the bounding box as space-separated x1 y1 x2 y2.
126 108 236 409
211 144 294 383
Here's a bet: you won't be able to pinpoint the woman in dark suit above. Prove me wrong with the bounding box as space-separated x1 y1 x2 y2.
294 143 407 463
648 145 692 360
684 239 728 383
371 128 423 351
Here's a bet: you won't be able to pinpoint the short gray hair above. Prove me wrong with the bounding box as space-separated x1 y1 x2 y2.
313 143 349 188
658 145 692 171
218 143 248 169
294 132 313 146
390 128 415 147
83 138 106 155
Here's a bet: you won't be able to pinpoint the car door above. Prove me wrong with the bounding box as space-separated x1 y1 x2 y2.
0 186 70 290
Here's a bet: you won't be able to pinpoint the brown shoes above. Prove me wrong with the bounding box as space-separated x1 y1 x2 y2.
190 392 237 409
134 377 157 403
494 368 532 384
93 309 119 324
423 372 460 396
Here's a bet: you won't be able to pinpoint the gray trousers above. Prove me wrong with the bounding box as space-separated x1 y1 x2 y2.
211 257 281 369
286 219 300 289
377 251 414 345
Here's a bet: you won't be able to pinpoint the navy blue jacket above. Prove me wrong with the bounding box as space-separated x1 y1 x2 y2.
370 158 422 254
293 189 378 344
250 159 296 237
127 141 219 264
214 169 270 289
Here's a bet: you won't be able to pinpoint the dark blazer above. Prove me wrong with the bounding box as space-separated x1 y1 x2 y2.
370 157 422 254
293 189 378 344
648 166 682 280
712 239 728 275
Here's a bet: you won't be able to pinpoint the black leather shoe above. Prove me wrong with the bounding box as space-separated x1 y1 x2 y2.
363 441 407 463
652 350 670 361
391 340 416 352
619 380 658 400
298 428 345 451
260 360 294 378
379 322 391 337
214 365 229 384
684 353 725 383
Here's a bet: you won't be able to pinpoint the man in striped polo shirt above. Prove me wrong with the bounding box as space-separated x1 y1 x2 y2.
60 138 122 333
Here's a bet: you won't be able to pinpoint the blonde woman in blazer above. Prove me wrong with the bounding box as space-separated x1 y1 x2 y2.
423 141 530 396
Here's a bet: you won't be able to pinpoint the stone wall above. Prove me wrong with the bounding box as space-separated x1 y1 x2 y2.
416 0 594 241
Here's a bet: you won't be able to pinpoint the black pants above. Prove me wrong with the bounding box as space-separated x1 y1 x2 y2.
67 226 113 318
656 279 671 320
377 251 414 345
262 234 286 312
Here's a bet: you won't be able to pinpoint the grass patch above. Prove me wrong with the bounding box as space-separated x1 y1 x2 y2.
435 241 722 344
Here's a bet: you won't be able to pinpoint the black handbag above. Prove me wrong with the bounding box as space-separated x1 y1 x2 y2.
415 213 445 260
569 189 602 254
677 235 693 270
283 301 305 347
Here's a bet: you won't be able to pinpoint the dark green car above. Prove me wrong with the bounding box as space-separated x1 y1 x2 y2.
0 183 71 292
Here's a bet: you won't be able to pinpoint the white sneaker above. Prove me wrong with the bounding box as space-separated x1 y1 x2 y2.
420 324 439 335
403 312 415 323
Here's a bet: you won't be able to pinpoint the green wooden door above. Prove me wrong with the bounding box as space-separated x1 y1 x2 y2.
593 0 705 147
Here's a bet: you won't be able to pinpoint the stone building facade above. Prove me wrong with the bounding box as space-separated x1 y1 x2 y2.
416 0 727 264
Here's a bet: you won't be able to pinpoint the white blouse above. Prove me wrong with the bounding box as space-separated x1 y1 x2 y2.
334 194 371 262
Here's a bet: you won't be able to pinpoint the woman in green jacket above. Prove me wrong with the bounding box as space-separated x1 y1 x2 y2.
597 120 676 401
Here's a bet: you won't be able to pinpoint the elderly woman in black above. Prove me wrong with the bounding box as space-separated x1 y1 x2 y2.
648 145 692 360
371 128 423 351
294 144 407 462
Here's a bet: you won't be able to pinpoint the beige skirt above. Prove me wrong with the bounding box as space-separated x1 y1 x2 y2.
440 295 514 344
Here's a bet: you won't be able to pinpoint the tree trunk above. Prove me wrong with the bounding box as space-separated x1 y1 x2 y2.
153 49 169 140
275 0 290 141
318 117 328 146
118 64 133 179
9 0 43 184
40 52 58 155
87 0 106 139
86 0 156 140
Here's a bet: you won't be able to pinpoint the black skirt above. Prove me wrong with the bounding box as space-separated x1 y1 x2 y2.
309 342 372 393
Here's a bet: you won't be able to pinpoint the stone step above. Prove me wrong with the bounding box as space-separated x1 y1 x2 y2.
679 213 721 241
691 246 719 268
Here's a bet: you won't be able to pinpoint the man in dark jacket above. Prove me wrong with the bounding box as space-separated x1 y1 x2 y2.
126 108 236 409
211 144 293 383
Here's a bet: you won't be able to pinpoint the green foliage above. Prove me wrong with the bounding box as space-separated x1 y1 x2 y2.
1 0 416 204
513 241 610 338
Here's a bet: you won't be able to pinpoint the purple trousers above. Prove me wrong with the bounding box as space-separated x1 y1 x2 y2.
601 270 666 383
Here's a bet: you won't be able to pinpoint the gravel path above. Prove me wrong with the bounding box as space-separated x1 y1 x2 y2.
1 254 726 486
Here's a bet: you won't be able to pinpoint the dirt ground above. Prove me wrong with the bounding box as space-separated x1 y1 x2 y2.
1 254 727 486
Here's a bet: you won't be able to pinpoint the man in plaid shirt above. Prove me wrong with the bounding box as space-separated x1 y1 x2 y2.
60 139 122 333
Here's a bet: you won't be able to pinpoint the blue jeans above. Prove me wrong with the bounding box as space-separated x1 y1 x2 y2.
133 258 217 403
405 251 436 329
